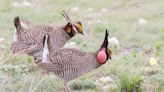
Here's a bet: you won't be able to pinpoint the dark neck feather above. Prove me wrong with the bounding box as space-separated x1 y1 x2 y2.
62 23 75 38
100 30 108 49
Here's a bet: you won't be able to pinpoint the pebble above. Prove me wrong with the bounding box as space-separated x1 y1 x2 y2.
108 37 120 49
138 18 148 25
87 8 93 12
71 6 80 12
101 8 108 13
0 38 4 43
12 1 33 7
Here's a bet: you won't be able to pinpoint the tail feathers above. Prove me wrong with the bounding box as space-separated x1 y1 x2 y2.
42 34 49 62
14 16 21 29
101 29 109 49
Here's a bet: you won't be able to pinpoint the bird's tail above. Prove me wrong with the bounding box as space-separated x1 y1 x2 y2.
14 16 21 30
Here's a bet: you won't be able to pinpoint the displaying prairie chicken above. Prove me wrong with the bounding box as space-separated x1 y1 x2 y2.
37 30 112 92
10 11 83 61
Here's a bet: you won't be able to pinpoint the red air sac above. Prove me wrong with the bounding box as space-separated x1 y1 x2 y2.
96 49 107 64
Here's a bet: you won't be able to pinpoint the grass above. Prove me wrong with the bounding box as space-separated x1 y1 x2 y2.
116 69 142 92
0 0 164 92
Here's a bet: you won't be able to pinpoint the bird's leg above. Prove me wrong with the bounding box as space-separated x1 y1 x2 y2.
64 81 72 92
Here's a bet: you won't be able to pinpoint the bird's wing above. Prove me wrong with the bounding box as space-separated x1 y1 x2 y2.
11 41 42 54
39 48 87 71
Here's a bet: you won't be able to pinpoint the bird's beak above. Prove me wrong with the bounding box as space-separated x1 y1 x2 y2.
80 31 84 35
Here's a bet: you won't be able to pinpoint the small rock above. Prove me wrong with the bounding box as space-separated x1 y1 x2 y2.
94 80 103 87
99 76 113 84
88 13 94 17
12 2 19 7
101 8 108 13
102 85 110 92
71 6 80 12
22 1 33 7
96 20 103 24
0 38 4 43
12 1 33 7
106 76 113 82
108 37 120 49
95 76 116 91
87 8 93 12
138 18 147 25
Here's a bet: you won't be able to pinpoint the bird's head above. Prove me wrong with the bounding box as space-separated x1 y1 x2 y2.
72 21 83 34
62 10 83 35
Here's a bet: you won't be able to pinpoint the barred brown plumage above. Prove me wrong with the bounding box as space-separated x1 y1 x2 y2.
38 49 100 81
11 12 83 61
37 29 112 92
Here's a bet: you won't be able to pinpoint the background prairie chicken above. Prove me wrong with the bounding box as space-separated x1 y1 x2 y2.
10 11 83 61
37 30 112 92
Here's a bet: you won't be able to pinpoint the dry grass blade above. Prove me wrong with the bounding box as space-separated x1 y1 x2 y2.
31 76 47 92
